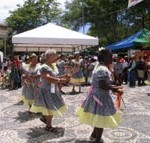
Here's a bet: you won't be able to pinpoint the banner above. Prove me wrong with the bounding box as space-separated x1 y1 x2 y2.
128 0 143 8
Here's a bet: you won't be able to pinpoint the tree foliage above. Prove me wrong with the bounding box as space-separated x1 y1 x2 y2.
62 0 150 46
5 0 150 53
0 40 3 50
6 0 61 34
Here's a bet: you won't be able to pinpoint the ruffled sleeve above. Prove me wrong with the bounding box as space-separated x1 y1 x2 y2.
96 67 109 80
40 65 52 74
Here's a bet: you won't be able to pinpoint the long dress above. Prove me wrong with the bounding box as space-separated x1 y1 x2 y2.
88 61 97 83
57 60 66 76
21 63 40 106
20 63 29 103
30 64 67 116
70 59 85 84
76 64 122 128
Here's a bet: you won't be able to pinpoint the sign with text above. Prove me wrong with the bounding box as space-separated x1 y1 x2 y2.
128 0 143 8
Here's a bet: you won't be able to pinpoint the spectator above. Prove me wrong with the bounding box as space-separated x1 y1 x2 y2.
128 56 137 87
136 56 146 86
114 58 124 85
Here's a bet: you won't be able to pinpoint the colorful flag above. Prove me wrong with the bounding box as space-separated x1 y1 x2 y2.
128 0 143 8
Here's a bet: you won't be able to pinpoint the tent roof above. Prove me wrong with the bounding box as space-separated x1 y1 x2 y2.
12 23 99 51
134 29 150 44
106 29 150 51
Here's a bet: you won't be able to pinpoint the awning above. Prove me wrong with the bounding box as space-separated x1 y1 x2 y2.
12 23 99 52
106 29 150 51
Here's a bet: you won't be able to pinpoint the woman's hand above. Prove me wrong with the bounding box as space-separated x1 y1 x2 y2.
57 74 71 84
111 85 123 95
27 75 34 83
59 78 68 84
116 88 124 95
66 74 71 82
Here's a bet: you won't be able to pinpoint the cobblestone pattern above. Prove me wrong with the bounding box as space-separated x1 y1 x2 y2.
0 85 150 143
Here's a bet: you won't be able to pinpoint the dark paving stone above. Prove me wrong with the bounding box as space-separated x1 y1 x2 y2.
0 85 150 143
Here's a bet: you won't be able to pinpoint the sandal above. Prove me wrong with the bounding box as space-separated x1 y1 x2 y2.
40 117 46 124
60 90 66 95
89 137 104 143
100 138 104 143
45 126 58 132
89 136 96 141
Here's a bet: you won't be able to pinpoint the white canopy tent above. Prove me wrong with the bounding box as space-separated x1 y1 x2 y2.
12 23 99 52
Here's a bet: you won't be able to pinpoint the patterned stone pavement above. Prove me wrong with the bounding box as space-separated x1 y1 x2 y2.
0 84 150 143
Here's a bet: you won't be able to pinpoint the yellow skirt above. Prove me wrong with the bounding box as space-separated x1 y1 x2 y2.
145 80 150 85
76 107 122 128
30 105 67 117
20 96 34 106
70 77 85 84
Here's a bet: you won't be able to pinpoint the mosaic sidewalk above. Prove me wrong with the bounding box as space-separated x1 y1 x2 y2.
0 85 150 143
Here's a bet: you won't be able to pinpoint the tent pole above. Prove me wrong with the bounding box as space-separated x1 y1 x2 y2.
73 47 75 54
4 38 7 56
81 46 83 51
38 47 40 54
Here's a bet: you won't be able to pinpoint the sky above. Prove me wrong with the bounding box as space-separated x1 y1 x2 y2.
0 0 89 33
0 0 67 23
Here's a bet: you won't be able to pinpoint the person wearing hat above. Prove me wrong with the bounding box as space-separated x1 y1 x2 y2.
21 53 41 112
22 55 30 69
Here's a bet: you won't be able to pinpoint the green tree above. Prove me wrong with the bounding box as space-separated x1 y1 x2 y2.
62 0 128 44
0 40 3 50
5 0 61 55
61 0 84 31
62 0 150 47
6 0 61 34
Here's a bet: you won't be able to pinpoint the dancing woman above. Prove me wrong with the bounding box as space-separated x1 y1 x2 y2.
70 52 85 93
76 49 123 143
30 49 70 131
21 53 40 111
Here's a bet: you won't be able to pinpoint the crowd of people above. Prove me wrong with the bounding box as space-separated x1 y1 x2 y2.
113 55 150 87
0 51 149 90
0 49 150 143
0 56 22 89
